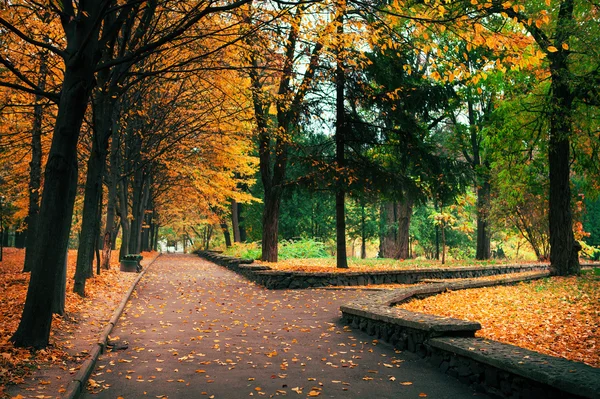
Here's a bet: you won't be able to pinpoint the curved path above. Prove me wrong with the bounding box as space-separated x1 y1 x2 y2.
81 254 486 398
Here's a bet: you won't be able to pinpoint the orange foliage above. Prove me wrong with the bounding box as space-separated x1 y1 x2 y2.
400 275 599 367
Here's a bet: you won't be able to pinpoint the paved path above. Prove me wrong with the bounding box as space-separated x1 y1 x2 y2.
82 254 486 399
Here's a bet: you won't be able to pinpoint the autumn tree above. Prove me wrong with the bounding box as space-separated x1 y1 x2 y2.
2 0 251 349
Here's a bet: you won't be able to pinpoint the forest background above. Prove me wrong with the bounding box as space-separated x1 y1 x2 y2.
0 0 599 349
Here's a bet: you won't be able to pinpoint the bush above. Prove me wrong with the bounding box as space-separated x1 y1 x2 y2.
278 238 329 260
222 238 330 261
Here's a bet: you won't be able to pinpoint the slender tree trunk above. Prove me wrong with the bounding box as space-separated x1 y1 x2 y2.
23 50 48 273
118 177 130 260
232 200 241 242
475 179 491 260
238 203 247 242
361 202 367 259
102 112 121 269
74 94 113 296
11 26 99 347
441 224 446 265
335 0 348 269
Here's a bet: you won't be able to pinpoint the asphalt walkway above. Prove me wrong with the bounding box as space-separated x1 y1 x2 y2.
81 254 486 398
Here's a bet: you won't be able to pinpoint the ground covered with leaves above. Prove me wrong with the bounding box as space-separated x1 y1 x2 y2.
0 248 156 399
399 273 600 367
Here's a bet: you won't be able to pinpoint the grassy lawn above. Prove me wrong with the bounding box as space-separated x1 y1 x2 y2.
398 271 600 368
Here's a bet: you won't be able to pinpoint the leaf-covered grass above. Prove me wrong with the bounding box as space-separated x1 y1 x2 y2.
398 274 600 367
0 248 154 397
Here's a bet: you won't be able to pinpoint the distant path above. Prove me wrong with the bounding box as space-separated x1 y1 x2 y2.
81 254 486 399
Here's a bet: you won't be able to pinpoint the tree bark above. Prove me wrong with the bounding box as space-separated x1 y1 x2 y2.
221 221 232 247
232 200 241 242
74 92 113 296
379 200 412 259
102 127 120 269
335 0 348 269
547 0 580 276
261 190 281 261
23 50 48 273
11 11 100 346
475 179 491 260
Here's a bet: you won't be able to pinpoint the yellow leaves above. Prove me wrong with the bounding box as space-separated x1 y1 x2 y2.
399 275 599 367
547 46 558 53
561 42 569 50
400 381 413 385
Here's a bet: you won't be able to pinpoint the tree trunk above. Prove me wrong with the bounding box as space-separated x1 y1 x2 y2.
221 221 232 247
547 0 580 276
475 178 491 260
102 110 121 268
379 200 412 259
335 1 348 269
361 203 367 259
232 200 241 242
74 93 113 296
23 50 48 273
118 177 130 260
441 224 446 265
261 190 281 262
10 26 99 347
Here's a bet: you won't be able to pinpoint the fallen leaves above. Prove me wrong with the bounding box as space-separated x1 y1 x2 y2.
0 248 156 396
400 274 600 367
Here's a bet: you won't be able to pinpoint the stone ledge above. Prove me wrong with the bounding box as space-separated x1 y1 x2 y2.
340 273 598 399
429 337 600 399
197 251 550 289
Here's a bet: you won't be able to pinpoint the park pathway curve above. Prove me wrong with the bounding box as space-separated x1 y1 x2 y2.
81 254 486 399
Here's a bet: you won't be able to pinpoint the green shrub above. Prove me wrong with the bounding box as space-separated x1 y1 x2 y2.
222 238 330 261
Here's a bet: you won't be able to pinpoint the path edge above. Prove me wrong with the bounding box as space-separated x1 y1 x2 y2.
62 252 161 399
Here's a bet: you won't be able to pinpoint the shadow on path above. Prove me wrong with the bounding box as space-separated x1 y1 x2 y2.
81 254 486 399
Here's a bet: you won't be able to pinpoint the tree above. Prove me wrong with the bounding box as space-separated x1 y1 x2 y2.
5 0 251 349
243 2 326 262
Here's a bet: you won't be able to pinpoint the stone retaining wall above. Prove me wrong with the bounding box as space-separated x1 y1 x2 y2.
196 251 550 289
340 280 600 399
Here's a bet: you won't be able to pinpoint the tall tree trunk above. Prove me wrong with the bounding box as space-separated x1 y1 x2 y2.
261 190 281 261
74 94 113 296
547 0 580 276
232 200 241 242
238 203 247 242
102 110 121 268
361 202 367 259
335 0 348 269
10 20 100 347
23 50 49 273
475 179 491 260
118 176 130 260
